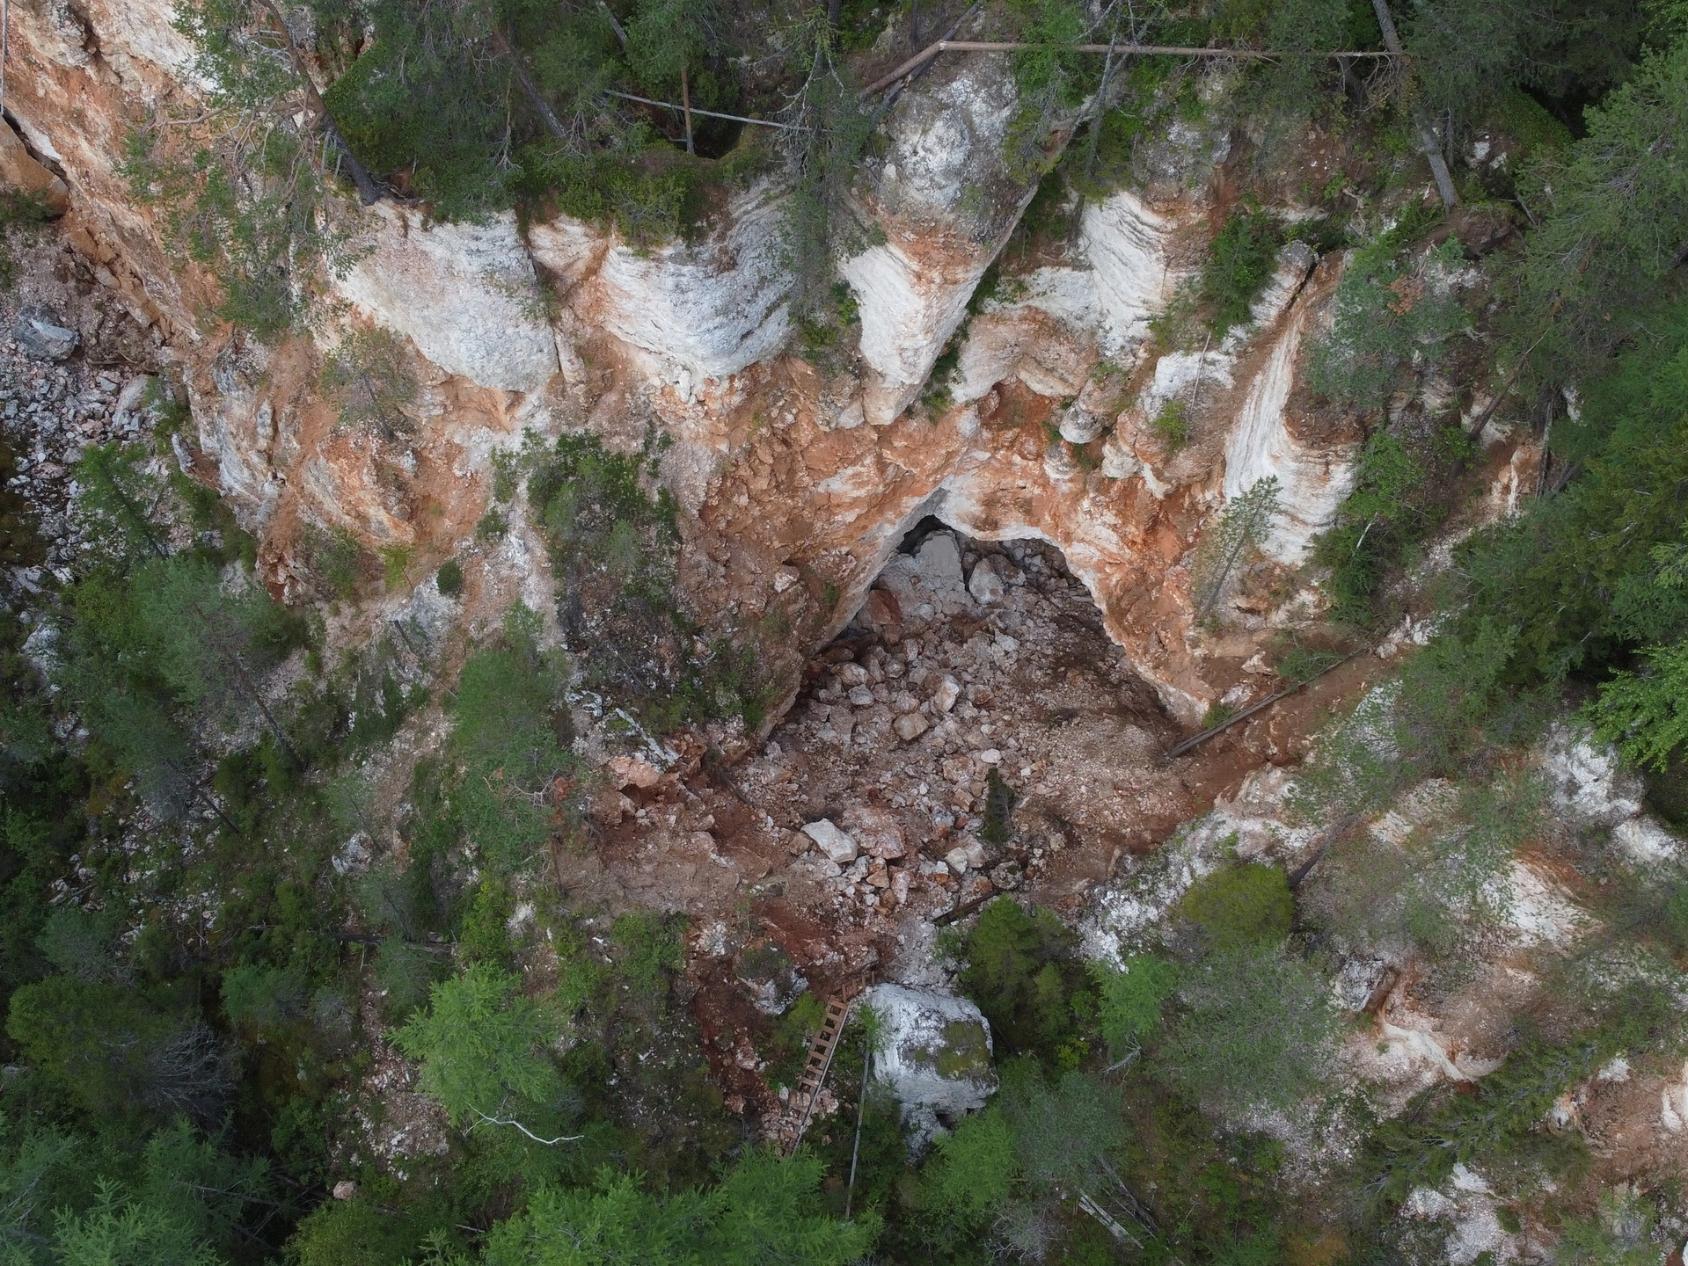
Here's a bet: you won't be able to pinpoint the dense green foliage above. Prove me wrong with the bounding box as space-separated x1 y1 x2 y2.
512 432 766 732
1430 303 1688 770
949 898 1096 1064
1198 204 1284 337
477 1152 876 1266
1308 234 1468 412
1173 862 1294 952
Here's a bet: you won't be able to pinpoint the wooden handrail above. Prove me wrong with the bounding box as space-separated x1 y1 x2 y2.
1163 649 1364 759
863 38 1399 96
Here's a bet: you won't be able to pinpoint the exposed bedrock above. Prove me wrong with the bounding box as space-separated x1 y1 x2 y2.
6 2 1500 722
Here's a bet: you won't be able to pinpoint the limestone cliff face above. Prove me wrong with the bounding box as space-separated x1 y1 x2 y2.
6 1 1432 720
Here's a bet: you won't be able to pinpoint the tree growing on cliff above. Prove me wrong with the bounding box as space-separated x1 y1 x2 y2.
1308 236 1467 413
119 0 381 338
132 555 300 760
1191 475 1281 624
1592 638 1688 774
780 10 875 318
320 327 420 438
626 0 722 153
1001 0 1091 183
1503 14 1688 393
478 1152 877 1265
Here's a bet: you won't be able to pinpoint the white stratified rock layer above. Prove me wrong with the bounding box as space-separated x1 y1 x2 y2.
841 60 1024 425
1012 190 1175 357
1223 258 1357 563
527 181 792 389
1081 191 1177 352
334 205 559 394
843 238 985 421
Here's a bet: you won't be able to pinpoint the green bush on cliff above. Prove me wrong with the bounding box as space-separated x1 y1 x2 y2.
1198 204 1283 337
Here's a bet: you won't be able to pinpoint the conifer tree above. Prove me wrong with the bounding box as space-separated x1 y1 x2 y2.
780 10 874 316
1192 476 1281 623
321 327 420 438
122 0 380 337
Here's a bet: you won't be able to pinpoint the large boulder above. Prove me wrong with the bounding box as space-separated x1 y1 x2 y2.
862 982 996 1147
872 530 968 623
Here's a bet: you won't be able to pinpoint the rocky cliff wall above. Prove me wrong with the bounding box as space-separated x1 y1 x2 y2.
4 0 1488 723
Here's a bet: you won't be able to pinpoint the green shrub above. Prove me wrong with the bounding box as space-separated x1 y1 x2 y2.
0 188 54 288
380 544 413 590
980 770 1018 846
1308 237 1467 412
392 962 563 1127
307 528 366 600
373 940 442 1021
611 911 684 995
1199 206 1283 337
918 1106 1017 1239
457 877 515 966
286 1196 431 1266
221 962 309 1033
1164 945 1339 1116
1175 862 1294 952
1151 398 1192 450
1274 640 1345 684
435 558 464 597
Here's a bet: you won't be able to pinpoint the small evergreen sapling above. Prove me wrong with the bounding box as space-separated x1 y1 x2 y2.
1192 476 1281 623
320 327 419 438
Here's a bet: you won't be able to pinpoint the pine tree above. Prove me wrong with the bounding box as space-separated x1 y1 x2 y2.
625 0 721 153
392 964 568 1138
320 327 420 438
122 0 380 338
1192 476 1281 623
1509 18 1688 390
780 11 874 317
1592 639 1688 773
1164 944 1339 1116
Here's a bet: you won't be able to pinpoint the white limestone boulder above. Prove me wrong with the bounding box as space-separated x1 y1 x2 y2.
863 982 996 1147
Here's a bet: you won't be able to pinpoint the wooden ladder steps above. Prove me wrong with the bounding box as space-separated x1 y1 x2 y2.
783 997 851 1156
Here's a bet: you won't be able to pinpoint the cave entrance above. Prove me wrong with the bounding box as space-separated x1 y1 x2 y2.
733 521 1190 920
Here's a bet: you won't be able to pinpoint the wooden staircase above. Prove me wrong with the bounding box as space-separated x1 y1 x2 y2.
781 994 852 1156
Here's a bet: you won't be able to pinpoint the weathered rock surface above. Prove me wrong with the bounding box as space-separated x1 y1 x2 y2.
334 205 559 394
862 982 996 1146
801 819 859 865
0 123 70 216
16 308 79 361
1 0 1539 731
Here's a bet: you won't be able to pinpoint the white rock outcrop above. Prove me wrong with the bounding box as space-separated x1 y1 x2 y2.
841 53 1031 424
1006 190 1176 363
1080 191 1178 353
527 181 793 388
1222 258 1358 563
863 982 996 1146
335 205 559 394
1540 725 1684 864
